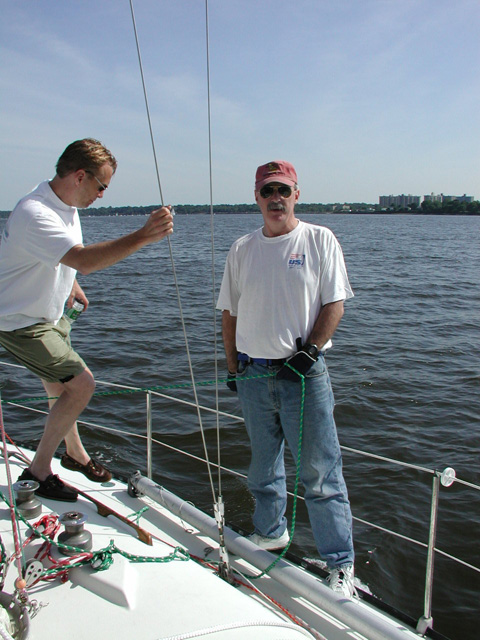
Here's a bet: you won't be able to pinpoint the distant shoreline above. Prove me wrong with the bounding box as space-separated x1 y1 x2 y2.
1 204 479 218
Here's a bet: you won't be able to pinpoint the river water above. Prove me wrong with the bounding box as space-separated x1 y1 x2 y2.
1 213 479 639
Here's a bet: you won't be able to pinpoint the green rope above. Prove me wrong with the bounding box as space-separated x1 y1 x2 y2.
39 542 190 579
125 506 150 524
248 362 306 580
1 362 307 583
0 490 190 584
0 536 6 564
0 371 274 406
0 534 7 588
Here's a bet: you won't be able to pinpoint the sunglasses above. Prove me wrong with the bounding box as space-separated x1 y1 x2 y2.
86 170 108 192
259 184 293 199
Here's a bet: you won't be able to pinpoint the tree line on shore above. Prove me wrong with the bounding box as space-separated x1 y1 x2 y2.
80 199 479 216
1 199 479 218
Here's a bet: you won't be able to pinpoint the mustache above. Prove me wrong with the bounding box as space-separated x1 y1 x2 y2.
267 203 286 212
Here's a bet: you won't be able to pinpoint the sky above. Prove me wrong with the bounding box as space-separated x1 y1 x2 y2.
1 0 479 209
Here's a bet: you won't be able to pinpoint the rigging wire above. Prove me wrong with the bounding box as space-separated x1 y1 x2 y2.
204 0 232 581
128 0 218 505
204 0 223 497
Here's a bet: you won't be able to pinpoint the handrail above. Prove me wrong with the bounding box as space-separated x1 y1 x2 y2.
2 362 480 635
341 444 435 475
5 394 480 577
2 371 479 489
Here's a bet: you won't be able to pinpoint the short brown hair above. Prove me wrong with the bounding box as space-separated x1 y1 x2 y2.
56 138 117 178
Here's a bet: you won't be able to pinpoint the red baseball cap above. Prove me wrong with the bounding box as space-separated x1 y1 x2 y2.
255 160 298 190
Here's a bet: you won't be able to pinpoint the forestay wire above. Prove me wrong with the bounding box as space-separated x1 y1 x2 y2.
204 1 224 497
128 0 221 505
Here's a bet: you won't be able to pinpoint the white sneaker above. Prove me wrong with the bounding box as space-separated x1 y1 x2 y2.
328 563 355 598
247 530 290 550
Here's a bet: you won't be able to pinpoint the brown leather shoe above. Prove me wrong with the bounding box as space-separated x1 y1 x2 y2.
60 453 112 483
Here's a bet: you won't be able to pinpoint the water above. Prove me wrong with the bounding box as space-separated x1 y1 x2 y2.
1 213 479 639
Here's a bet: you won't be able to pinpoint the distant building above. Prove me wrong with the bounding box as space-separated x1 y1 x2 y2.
423 193 443 203
379 194 421 208
442 194 474 203
380 193 475 207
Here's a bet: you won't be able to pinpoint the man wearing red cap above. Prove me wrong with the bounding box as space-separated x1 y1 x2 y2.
217 160 355 597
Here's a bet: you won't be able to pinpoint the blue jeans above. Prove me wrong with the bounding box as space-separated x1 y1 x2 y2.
237 357 354 568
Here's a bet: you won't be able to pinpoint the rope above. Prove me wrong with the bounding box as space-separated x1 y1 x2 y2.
0 622 15 640
0 365 306 582
0 361 306 576
0 536 7 590
0 494 190 588
187 552 325 639
244 364 306 580
0 371 274 407
231 569 328 640
0 391 25 586
156 619 315 640
126 506 150 524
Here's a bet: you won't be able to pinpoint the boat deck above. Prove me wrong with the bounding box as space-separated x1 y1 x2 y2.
0 446 428 640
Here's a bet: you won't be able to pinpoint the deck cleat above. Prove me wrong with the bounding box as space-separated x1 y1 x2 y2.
58 511 93 556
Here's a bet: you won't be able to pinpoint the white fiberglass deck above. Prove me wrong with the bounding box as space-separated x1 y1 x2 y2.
0 446 427 640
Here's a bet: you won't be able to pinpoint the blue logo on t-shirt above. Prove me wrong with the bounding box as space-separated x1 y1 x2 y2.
288 253 305 268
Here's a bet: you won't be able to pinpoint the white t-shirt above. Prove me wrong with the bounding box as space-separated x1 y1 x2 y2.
0 180 83 331
216 220 353 359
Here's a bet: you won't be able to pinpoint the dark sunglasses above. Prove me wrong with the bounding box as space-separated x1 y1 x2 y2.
259 184 293 199
86 170 108 192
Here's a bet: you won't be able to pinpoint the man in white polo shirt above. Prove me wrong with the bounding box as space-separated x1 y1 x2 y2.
217 160 355 597
0 138 173 501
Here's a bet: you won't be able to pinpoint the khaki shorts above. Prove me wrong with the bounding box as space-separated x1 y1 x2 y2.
0 316 87 383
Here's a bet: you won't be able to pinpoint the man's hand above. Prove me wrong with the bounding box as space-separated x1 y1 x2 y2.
67 279 89 311
140 206 174 244
276 344 318 382
226 371 237 392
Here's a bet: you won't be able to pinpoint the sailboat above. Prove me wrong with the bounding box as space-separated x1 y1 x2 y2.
0 2 478 640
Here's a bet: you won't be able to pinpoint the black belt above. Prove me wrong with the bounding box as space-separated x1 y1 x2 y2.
238 353 286 366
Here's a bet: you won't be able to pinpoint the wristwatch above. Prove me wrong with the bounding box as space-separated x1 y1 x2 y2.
304 343 319 359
